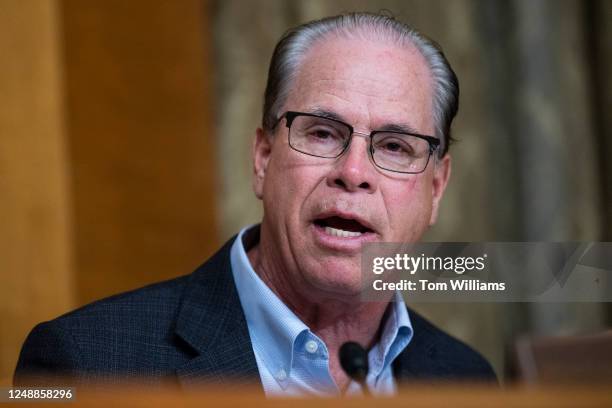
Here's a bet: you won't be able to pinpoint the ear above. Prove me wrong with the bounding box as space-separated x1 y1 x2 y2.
429 154 451 226
252 127 273 200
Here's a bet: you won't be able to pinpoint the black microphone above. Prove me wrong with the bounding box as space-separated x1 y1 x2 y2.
339 341 370 396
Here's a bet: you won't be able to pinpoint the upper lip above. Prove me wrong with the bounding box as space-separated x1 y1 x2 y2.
312 209 377 234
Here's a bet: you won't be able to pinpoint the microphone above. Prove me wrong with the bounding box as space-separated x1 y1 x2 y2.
339 341 370 396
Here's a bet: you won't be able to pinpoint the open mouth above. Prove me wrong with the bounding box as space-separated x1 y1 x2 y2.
313 216 374 238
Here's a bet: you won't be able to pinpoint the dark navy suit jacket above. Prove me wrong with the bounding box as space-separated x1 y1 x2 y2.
14 237 496 388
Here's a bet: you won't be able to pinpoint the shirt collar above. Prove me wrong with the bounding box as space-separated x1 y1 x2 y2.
230 225 308 385
369 291 413 379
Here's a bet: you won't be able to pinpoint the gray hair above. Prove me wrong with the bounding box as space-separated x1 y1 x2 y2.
262 12 458 157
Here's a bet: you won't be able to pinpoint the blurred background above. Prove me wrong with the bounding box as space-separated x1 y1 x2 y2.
1 0 610 383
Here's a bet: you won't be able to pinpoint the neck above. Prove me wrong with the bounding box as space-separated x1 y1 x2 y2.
247 233 391 391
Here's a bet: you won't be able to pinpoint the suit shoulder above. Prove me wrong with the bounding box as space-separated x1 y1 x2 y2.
39 273 194 350
15 319 84 385
15 273 196 384
407 308 497 381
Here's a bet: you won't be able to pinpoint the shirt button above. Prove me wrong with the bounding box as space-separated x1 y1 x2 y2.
305 340 318 354
276 369 287 381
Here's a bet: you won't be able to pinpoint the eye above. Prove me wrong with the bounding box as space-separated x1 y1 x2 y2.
375 136 415 156
311 128 333 139
383 141 404 152
305 125 345 144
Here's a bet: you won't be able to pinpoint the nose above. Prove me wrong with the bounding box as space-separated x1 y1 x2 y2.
326 133 378 193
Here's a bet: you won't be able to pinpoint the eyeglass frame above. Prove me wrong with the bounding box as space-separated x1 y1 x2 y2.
274 110 441 174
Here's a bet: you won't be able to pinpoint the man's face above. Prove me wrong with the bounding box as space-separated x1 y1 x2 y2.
253 36 451 300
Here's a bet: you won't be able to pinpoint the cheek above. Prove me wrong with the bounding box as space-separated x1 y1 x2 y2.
386 176 422 207
386 176 433 237
263 150 322 218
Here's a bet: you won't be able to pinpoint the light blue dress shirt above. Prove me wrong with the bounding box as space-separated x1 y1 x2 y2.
230 226 413 397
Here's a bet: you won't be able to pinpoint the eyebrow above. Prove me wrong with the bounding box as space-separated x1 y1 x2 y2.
307 108 348 124
306 107 424 135
377 123 423 135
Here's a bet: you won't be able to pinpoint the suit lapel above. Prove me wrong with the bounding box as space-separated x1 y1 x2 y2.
392 309 447 381
393 342 442 380
174 238 261 390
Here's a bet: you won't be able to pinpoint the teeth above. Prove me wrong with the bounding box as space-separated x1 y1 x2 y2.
324 226 362 238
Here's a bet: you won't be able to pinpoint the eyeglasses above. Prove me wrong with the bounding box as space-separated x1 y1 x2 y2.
276 111 440 174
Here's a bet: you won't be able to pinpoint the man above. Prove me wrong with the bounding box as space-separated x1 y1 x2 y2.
15 12 495 395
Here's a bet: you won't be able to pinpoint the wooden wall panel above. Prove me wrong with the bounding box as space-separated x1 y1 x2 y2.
1 0 217 381
60 0 218 305
0 0 74 381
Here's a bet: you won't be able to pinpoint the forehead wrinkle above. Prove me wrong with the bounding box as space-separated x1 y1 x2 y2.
300 83 411 121
309 76 412 101
304 73 428 112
